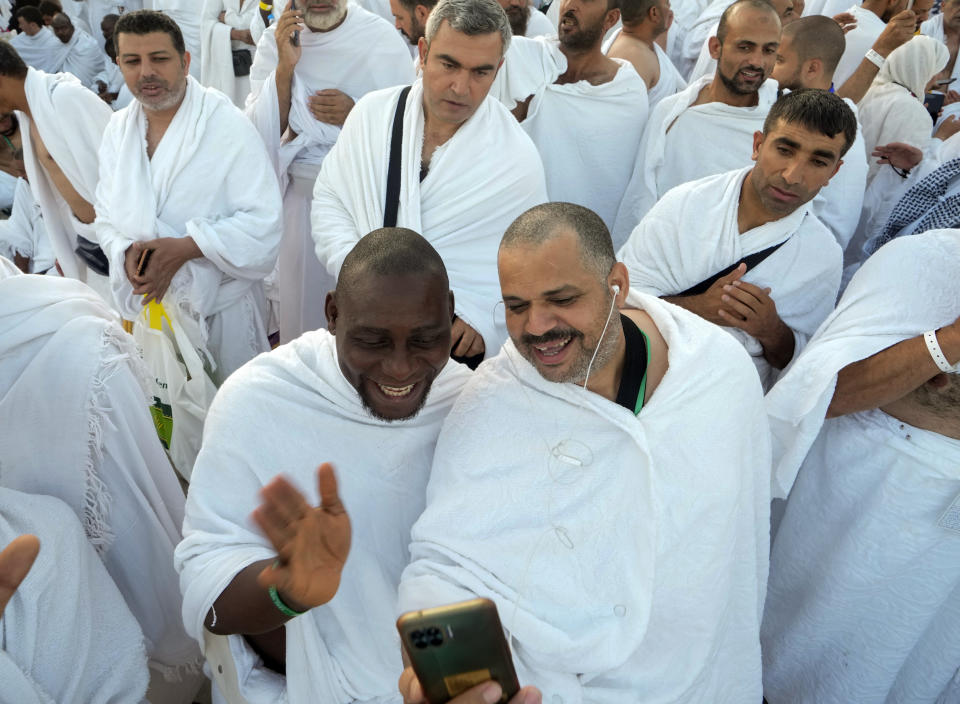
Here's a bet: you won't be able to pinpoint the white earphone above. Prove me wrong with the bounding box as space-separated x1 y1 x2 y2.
582 283 622 388
611 284 621 295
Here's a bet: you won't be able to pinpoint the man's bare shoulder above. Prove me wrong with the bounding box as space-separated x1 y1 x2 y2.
607 34 658 86
622 307 669 402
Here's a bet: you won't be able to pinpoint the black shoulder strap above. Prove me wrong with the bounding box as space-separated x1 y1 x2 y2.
383 85 412 228
675 239 788 297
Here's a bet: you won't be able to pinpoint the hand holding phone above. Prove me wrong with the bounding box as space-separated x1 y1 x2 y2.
290 0 300 46
136 247 153 277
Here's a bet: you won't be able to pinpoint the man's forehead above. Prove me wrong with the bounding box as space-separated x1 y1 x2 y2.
430 21 503 64
726 9 780 38
769 119 845 152
500 232 595 291
117 31 177 52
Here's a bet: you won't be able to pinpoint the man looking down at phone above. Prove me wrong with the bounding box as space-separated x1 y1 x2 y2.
311 0 547 368
399 202 773 701
245 0 413 343
618 89 853 390
176 228 473 702
95 10 282 383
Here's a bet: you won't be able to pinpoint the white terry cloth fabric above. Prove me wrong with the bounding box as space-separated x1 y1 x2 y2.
604 27 687 109
761 410 960 704
60 28 106 88
526 7 555 37
803 0 858 18
859 36 948 186
351 0 394 23
765 228 960 496
155 0 203 78
86 1 122 46
60 0 93 35
0 489 149 704
497 37 649 230
678 0 726 80
612 74 778 248
0 178 53 273
0 272 202 678
176 329 472 703
200 0 258 108
833 4 887 88
618 166 842 390
312 81 547 357
246 7 413 342
0 170 15 210
95 77 283 383
10 28 68 74
399 293 771 702
687 21 718 83
18 67 112 281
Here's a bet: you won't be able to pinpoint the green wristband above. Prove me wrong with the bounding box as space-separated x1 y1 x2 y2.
268 584 306 618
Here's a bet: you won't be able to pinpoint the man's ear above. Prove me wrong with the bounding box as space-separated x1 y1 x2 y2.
324 291 338 333
804 57 822 83
183 50 191 75
448 290 456 323
708 35 722 61
604 7 621 32
751 130 764 160
414 4 430 25
418 36 427 65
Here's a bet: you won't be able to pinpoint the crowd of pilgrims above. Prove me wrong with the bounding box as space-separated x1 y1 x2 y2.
0 0 958 701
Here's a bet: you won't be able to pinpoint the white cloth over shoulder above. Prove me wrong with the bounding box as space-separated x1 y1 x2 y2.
765 228 960 496
0 489 149 704
0 178 52 273
18 68 112 280
0 273 201 675
612 74 778 248
155 0 203 78
400 294 771 702
10 28 68 74
61 28 105 88
176 330 472 703
200 0 258 107
96 77 282 382
618 167 842 390
312 81 547 356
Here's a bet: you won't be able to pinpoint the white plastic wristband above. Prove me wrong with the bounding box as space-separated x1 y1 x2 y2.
865 49 886 69
924 329 958 374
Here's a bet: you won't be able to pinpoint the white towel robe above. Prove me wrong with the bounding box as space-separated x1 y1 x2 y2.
0 178 53 273
245 7 414 342
155 0 203 78
0 272 201 676
612 74 779 248
176 330 472 703
400 293 771 703
95 77 283 383
0 489 149 704
10 27 68 73
618 166 842 390
60 28 106 88
200 0 258 107
760 229 960 702
18 68 113 281
311 81 547 358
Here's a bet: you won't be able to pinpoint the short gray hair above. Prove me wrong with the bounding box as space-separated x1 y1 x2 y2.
424 0 512 57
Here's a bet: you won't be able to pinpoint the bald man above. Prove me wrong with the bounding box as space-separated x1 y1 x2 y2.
176 228 473 702
50 12 105 88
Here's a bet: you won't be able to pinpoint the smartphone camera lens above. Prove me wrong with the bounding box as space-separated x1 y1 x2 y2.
427 626 443 646
410 629 429 649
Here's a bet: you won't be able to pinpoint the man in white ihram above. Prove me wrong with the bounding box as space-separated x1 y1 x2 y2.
50 12 105 88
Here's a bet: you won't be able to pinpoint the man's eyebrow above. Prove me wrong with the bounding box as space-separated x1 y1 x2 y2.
435 52 496 71
772 136 802 150
120 50 172 58
503 285 582 302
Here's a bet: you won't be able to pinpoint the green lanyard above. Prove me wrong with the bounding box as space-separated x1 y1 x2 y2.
634 329 651 416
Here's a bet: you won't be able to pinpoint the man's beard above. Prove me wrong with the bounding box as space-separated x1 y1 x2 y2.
305 0 348 31
558 11 605 51
401 14 426 44
356 377 434 422
517 314 622 385
134 74 187 112
506 4 530 37
718 63 766 95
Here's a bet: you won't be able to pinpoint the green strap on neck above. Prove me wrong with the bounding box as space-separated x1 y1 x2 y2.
634 329 651 416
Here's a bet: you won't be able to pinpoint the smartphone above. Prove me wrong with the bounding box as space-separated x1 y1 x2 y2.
906 0 914 10
136 247 153 276
397 598 520 704
925 92 946 122
290 0 300 46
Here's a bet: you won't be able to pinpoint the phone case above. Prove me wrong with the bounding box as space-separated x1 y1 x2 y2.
397 598 520 704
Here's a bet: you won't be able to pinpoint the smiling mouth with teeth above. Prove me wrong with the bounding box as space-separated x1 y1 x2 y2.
378 382 415 398
533 335 572 358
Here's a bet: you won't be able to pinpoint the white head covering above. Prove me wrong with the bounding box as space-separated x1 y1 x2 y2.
873 35 949 100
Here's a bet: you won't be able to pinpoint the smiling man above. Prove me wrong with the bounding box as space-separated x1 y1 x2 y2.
176 227 473 702
312 0 546 368
399 201 773 700
618 89 855 389
612 0 782 245
95 10 282 383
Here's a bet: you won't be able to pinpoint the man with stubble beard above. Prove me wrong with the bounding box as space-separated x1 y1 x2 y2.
612 0 782 245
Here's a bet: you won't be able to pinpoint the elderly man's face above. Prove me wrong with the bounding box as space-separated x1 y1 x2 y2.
302 0 348 31
327 272 453 421
419 21 503 128
51 15 74 44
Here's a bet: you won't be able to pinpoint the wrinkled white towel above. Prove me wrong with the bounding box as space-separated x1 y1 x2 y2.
351 0 393 23
200 0 258 107
17 67 112 280
95 76 282 382
0 272 202 676
155 0 203 78
680 0 726 80
612 74 778 247
400 294 771 703
762 409 960 704
526 7 555 37
312 81 547 356
10 27 68 74
176 330 472 703
61 28 105 87
0 489 149 704
603 27 687 109
0 178 53 273
618 166 842 390
765 228 960 496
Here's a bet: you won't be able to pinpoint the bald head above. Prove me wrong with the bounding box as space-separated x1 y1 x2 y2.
500 202 615 282
782 15 845 76
51 12 74 43
717 0 780 44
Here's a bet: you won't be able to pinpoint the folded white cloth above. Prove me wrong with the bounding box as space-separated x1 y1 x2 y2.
0 489 149 704
60 28 105 88
96 76 283 382
312 81 547 356
18 67 112 280
612 74 778 247
618 166 842 390
176 329 472 703
0 271 202 676
0 178 52 273
400 294 771 702
200 0 258 107
10 28 68 74
765 228 960 497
